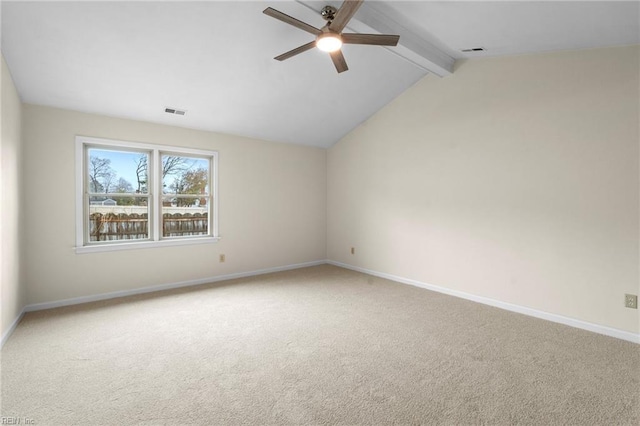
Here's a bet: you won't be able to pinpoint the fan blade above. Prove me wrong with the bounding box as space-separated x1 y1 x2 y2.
274 41 316 61
342 33 400 46
330 50 349 73
263 7 322 36
329 0 364 33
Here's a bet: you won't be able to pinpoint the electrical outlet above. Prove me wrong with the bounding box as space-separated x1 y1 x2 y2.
219 254 225 263
625 294 637 309
351 247 355 255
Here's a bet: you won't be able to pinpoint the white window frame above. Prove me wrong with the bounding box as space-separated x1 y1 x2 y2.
75 136 219 254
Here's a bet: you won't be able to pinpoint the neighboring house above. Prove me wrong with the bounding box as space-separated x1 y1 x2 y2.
89 198 117 206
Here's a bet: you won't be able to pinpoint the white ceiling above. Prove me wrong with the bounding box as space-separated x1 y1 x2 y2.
2 1 638 148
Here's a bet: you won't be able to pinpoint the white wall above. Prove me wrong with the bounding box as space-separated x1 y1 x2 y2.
22 105 326 304
1 54 25 338
328 46 640 334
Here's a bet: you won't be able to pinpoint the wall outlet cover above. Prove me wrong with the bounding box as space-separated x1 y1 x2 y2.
624 294 637 309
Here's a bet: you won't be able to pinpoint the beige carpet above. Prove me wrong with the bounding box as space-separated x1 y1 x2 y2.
1 265 638 425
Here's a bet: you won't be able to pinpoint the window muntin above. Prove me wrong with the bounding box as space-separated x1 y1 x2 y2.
77 137 218 251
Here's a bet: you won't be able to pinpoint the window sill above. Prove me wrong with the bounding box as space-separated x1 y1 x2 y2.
75 236 221 254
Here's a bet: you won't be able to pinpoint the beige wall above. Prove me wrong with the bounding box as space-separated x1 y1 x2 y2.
22 105 326 304
7 44 640 338
1 54 26 338
328 46 640 333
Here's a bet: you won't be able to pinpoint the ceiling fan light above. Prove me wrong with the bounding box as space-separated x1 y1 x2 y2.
316 34 342 52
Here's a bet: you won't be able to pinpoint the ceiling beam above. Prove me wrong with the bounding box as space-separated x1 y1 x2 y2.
295 0 454 77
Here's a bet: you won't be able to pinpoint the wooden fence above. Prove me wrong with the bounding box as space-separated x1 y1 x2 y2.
89 212 208 241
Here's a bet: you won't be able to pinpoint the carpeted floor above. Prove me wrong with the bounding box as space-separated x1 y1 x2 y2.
1 265 638 425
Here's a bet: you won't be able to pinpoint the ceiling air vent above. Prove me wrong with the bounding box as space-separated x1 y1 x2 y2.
461 47 485 53
165 107 186 116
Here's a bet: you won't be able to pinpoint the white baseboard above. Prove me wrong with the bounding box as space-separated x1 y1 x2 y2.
1 308 26 349
327 260 640 344
23 260 327 313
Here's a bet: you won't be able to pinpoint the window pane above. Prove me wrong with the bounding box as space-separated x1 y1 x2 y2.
162 155 210 198
162 196 209 237
89 196 149 241
88 148 149 194
160 155 211 238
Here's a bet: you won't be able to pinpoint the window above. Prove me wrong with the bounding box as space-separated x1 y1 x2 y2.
76 136 218 253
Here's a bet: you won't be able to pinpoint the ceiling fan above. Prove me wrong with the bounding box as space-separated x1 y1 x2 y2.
263 0 400 73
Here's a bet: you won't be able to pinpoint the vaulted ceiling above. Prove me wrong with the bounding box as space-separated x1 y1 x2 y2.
2 1 638 148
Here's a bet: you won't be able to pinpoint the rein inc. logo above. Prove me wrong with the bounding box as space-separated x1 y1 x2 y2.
1 417 34 425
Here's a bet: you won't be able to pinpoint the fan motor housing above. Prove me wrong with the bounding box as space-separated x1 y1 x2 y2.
321 5 338 21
